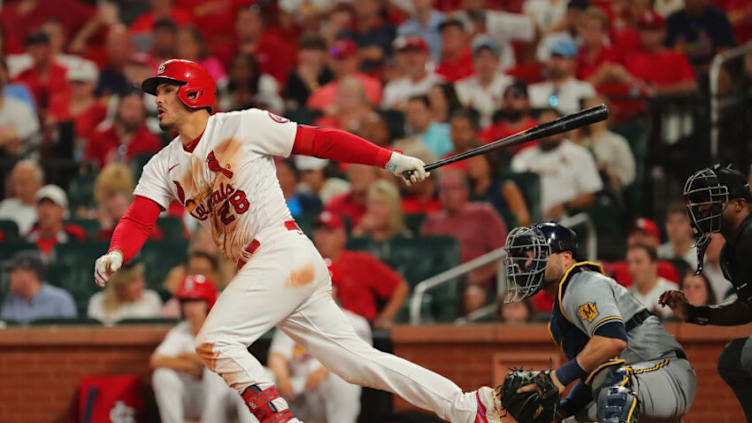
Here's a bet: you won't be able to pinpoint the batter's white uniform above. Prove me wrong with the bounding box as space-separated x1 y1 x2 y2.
269 310 371 422
152 321 256 423
133 108 479 423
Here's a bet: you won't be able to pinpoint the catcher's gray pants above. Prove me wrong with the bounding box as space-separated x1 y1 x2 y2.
571 357 696 423
718 336 752 422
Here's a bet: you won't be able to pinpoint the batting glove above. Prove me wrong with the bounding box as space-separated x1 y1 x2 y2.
385 152 428 186
94 250 123 287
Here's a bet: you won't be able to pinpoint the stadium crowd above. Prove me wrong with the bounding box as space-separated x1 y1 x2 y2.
0 0 751 326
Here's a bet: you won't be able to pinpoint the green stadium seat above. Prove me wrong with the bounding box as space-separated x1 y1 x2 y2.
156 217 186 240
0 220 20 242
499 172 542 223
380 109 406 140
140 240 189 294
130 153 155 181
579 194 627 261
0 242 38 261
28 317 101 326
404 214 427 235
68 174 98 212
295 213 317 238
66 219 101 240
284 108 322 125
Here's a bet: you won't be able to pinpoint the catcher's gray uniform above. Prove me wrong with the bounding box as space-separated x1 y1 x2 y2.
553 263 697 422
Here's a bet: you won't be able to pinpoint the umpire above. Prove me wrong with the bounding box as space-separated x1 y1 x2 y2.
504 223 696 423
661 164 752 422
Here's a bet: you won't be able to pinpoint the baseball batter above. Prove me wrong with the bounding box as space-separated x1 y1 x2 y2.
503 223 696 423
92 59 502 423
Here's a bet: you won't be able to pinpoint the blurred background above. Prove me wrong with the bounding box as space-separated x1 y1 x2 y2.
0 0 750 422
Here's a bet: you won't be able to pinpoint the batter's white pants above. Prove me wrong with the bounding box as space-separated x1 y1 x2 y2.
195 230 478 423
152 367 257 423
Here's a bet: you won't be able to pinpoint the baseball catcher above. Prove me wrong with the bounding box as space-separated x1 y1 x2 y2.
501 223 696 423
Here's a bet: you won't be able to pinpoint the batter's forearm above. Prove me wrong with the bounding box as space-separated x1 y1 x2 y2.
109 195 161 262
690 300 752 326
292 125 393 168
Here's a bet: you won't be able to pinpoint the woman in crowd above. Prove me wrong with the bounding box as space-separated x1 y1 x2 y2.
175 26 227 86
314 75 374 133
352 179 409 242
216 52 282 112
465 153 531 227
679 270 717 306
87 259 163 325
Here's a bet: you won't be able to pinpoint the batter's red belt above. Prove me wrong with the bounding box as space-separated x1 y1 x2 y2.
237 220 301 270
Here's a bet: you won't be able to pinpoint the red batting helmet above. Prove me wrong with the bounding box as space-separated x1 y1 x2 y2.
175 274 218 310
141 59 216 111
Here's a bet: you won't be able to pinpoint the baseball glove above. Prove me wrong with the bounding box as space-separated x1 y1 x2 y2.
499 368 560 423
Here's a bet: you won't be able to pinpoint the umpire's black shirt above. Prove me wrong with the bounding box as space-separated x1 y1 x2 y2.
720 212 752 306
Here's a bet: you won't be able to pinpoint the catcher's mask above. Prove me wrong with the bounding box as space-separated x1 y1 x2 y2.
503 226 551 303
683 165 752 272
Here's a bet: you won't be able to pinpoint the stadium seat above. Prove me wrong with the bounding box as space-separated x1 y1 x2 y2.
0 242 38 261
50 243 109 315
28 317 101 325
579 194 627 261
130 152 154 181
404 214 427 235
140 240 189 295
380 109 406 140
499 172 542 223
156 216 186 240
284 108 322 125
67 174 98 212
0 219 20 242
294 212 317 238
116 317 179 325
66 219 101 240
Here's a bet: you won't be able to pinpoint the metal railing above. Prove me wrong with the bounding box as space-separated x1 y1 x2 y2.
709 41 752 158
409 213 597 324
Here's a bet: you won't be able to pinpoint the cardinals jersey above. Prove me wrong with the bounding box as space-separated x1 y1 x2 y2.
134 108 298 263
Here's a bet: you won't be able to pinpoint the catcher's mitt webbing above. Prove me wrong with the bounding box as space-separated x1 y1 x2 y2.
499 368 560 423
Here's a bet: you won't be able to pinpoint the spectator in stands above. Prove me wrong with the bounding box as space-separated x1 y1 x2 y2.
0 160 43 234
536 0 589 63
356 111 391 148
427 82 461 124
216 53 281 113
381 35 444 110
623 10 698 96
65 60 107 150
339 0 397 73
283 35 334 110
399 143 440 215
627 218 662 249
307 39 382 112
666 0 736 69
314 76 375 132
87 259 163 325
26 185 86 259
700 233 733 302
313 211 409 328
353 180 409 241
576 7 623 83
175 26 226 85
151 274 253 423
396 0 445 60
276 158 323 218
478 81 538 153
497 298 535 323
658 203 698 269
627 243 678 319
609 218 682 287
511 108 602 220
13 31 71 120
435 18 473 82
129 0 192 35
447 109 480 159
529 39 596 114
6 18 89 79
326 164 379 228
0 60 40 157
421 169 508 313
295 155 350 205
680 270 717 306
396 95 452 157
85 89 162 169
466 154 530 227
96 25 138 97
0 250 76 324
94 163 149 241
577 96 636 191
455 37 512 127
150 18 178 66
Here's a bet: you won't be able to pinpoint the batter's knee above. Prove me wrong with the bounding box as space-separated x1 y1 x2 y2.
718 338 746 381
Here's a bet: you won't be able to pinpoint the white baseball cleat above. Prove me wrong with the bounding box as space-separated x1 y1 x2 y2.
474 386 504 423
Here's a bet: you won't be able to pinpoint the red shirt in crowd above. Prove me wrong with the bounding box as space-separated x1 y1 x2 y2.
625 48 696 87
421 202 507 264
307 74 383 111
576 45 622 81
325 192 367 228
14 62 71 114
329 250 404 321
129 8 194 33
217 33 296 84
479 116 538 153
177 0 253 53
435 48 474 83
0 0 93 54
401 196 441 215
85 125 163 169
26 223 87 258
73 103 109 141
605 260 681 288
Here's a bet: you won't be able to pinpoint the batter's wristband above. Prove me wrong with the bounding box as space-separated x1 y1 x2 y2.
555 360 587 387
686 305 711 325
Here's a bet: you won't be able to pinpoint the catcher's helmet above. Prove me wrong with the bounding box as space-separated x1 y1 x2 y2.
141 59 216 111
175 274 218 311
503 223 577 302
683 164 751 240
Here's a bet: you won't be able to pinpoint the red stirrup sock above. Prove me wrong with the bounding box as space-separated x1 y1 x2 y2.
241 385 294 423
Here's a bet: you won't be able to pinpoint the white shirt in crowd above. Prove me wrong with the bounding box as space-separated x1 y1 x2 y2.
454 73 513 127
510 139 603 213
657 242 698 270
523 0 568 32
629 277 678 319
703 262 734 303
580 130 636 188
382 72 444 110
528 77 596 115
0 94 40 145
0 198 37 235
87 290 163 325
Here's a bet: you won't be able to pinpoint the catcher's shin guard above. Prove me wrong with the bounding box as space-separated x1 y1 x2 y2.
588 361 640 423
241 385 294 423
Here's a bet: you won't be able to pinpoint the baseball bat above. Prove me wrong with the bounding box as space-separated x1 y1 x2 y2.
415 104 609 174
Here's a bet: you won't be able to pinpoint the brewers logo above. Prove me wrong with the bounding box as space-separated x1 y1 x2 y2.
577 302 599 322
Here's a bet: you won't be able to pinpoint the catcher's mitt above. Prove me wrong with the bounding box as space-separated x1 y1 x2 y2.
499 368 560 423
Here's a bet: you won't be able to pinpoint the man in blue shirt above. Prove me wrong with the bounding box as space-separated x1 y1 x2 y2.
397 0 445 61
666 0 737 68
1 250 76 324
